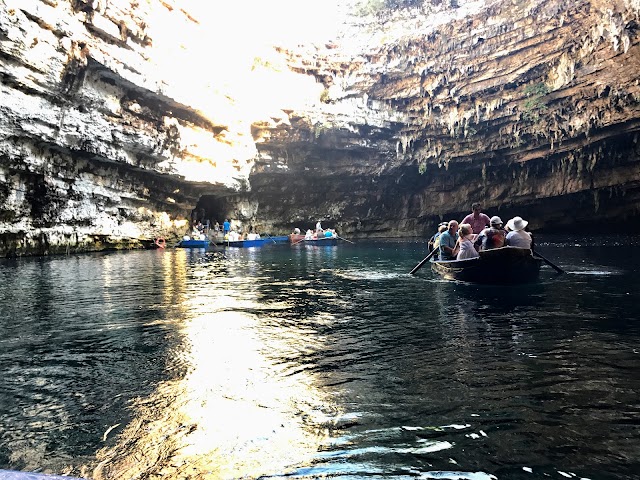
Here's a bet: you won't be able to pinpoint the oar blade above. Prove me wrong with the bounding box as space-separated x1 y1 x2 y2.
533 250 565 274
409 248 438 275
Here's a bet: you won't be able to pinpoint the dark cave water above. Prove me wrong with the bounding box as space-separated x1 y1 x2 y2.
0 235 638 480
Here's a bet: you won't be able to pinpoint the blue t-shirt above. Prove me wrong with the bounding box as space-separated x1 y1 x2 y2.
223 221 230 232
438 230 459 260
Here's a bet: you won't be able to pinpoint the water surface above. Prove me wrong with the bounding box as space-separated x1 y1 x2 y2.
0 236 638 480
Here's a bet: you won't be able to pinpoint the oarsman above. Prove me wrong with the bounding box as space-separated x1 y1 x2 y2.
428 222 448 252
438 220 459 260
461 202 492 235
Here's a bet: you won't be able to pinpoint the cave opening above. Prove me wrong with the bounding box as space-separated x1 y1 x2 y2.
194 195 228 228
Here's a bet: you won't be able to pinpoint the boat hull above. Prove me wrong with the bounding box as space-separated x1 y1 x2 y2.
289 234 338 246
268 235 290 243
222 239 267 248
431 247 542 284
177 239 210 248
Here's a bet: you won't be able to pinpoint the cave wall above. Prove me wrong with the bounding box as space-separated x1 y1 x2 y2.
1 0 640 256
245 0 640 236
0 0 255 256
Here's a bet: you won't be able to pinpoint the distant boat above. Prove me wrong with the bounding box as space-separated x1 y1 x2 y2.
177 238 210 248
430 246 542 284
289 234 338 246
267 235 290 243
221 238 268 248
212 233 287 246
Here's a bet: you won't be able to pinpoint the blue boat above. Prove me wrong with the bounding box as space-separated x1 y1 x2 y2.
267 235 290 243
177 239 210 248
289 234 338 246
304 237 338 246
221 239 267 248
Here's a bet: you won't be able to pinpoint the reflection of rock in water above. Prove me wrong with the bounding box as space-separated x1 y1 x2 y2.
456 282 547 316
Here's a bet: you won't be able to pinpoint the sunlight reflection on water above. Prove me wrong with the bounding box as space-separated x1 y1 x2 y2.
94 250 337 479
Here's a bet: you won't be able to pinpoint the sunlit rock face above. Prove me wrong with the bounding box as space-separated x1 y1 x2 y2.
0 0 259 255
1 0 640 256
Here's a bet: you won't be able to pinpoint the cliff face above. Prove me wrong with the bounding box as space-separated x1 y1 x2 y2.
247 0 640 236
1 0 639 256
0 0 258 255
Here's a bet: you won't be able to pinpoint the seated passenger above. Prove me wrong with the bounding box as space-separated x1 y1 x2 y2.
293 227 301 235
505 216 532 249
428 222 448 252
304 229 314 240
475 216 506 251
438 220 459 260
456 224 480 260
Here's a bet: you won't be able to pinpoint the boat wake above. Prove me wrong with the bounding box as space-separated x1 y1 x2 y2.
334 269 405 280
566 269 619 275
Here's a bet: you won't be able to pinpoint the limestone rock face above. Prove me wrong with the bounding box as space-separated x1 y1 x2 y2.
1 0 639 255
247 0 640 236
0 0 255 255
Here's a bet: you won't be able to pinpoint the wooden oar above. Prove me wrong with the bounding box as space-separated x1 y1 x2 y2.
292 238 305 245
263 233 277 244
337 235 355 244
409 248 439 275
533 249 565 274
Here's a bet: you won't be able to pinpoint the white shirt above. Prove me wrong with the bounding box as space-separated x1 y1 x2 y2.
506 230 532 248
457 238 479 260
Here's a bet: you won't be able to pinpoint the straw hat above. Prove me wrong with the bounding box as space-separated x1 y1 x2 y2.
506 216 528 231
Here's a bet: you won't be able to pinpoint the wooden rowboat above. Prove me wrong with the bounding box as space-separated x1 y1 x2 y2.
430 246 543 284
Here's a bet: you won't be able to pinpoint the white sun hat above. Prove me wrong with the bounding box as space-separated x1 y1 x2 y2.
506 216 528 231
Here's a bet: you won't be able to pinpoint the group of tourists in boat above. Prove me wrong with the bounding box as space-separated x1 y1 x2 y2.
429 202 532 261
172 217 341 248
413 201 554 283
289 221 339 244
